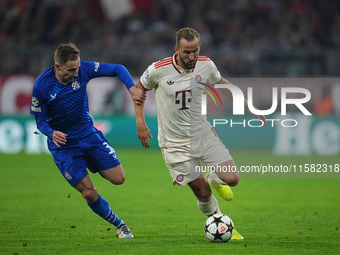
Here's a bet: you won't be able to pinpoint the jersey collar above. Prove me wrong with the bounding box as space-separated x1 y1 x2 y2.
172 54 195 74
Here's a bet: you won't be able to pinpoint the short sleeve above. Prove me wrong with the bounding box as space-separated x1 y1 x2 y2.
207 60 222 85
30 83 46 116
139 64 157 90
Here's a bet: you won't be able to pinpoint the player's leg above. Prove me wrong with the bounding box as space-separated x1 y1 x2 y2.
98 166 134 238
49 137 133 238
200 126 243 239
201 125 239 201
187 175 221 217
74 174 133 238
211 160 240 187
85 132 125 186
204 165 244 240
99 164 125 185
98 165 134 238
207 159 239 190
74 175 123 227
205 160 239 201
74 174 98 202
83 132 133 238
188 174 243 240
161 147 221 216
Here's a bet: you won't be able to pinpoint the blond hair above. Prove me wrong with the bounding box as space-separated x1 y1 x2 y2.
175 27 200 47
54 42 80 65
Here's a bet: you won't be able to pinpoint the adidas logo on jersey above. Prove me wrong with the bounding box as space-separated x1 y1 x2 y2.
167 80 174 85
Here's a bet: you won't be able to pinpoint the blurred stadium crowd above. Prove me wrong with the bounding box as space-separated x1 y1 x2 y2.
1 0 340 76
0 0 339 155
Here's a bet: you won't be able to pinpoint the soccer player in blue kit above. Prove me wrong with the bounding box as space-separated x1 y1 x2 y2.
30 42 146 238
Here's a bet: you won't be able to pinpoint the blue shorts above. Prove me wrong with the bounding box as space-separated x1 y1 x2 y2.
48 131 121 186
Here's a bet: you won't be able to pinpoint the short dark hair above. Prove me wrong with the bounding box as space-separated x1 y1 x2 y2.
54 42 80 65
175 27 200 47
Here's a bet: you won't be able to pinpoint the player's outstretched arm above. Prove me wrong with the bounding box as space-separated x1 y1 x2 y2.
129 85 147 105
218 78 267 127
217 78 234 100
110 64 146 105
134 82 153 148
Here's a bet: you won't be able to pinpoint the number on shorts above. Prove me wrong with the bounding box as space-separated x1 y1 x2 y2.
103 142 115 155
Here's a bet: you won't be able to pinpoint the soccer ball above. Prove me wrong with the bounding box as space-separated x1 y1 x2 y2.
204 213 234 243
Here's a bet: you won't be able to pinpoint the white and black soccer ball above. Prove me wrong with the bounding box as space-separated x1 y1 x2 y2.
204 213 234 243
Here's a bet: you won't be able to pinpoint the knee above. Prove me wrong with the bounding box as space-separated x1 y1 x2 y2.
221 173 240 187
229 175 240 186
110 174 125 185
81 188 98 202
102 168 126 185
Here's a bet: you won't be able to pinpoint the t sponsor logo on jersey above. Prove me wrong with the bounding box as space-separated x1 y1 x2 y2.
175 90 192 110
72 81 80 90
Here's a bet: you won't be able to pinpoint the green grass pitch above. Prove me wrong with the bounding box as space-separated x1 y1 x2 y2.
1 149 339 255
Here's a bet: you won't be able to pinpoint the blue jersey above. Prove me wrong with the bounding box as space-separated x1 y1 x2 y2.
30 61 133 140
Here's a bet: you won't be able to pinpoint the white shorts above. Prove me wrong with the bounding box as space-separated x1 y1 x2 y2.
161 123 233 185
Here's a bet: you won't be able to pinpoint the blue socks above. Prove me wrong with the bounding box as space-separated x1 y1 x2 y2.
87 195 122 227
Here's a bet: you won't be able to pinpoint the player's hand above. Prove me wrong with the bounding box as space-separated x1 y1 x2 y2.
137 124 153 148
52 131 68 147
129 86 146 105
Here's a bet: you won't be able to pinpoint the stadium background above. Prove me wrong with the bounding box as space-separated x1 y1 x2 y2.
0 0 339 155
